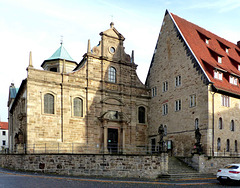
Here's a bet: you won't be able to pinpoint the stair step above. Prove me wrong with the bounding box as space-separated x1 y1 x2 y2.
158 173 215 180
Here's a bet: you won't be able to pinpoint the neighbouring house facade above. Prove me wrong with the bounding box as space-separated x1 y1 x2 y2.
146 10 240 157
0 122 8 151
8 10 240 157
8 22 149 154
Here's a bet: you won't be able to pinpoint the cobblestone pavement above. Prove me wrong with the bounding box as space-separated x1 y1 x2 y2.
0 168 235 188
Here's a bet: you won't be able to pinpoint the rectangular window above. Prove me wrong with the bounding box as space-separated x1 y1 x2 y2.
2 140 5 146
221 95 230 107
175 99 181 111
175 75 181 87
2 131 5 136
151 87 157 97
238 65 240 71
190 94 196 107
214 70 223 80
218 56 222 63
225 48 229 53
162 103 168 115
205 39 209 44
162 81 168 92
229 76 238 85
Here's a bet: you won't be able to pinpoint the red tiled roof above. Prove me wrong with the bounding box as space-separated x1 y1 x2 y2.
0 122 8 130
170 12 240 95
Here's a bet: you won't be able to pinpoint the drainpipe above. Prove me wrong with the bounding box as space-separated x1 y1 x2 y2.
210 89 216 156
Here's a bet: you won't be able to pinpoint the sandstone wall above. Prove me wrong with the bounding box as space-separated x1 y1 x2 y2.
0 154 168 179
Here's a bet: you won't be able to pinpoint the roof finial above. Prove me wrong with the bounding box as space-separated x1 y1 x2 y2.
87 39 91 53
110 22 114 29
131 50 134 63
29 51 33 68
60 35 63 45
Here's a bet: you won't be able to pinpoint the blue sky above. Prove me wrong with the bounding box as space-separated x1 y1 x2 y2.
0 0 240 122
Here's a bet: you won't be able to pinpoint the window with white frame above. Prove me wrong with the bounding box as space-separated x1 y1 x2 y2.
162 103 168 115
217 56 222 63
175 75 181 87
108 66 116 83
221 95 230 107
151 87 157 97
195 118 199 129
162 81 168 92
225 48 229 53
175 99 181 111
238 65 240 71
2 140 5 146
190 94 196 107
214 70 223 80
2 131 6 136
229 75 238 85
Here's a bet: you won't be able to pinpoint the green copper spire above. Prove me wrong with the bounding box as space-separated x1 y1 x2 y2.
46 43 75 62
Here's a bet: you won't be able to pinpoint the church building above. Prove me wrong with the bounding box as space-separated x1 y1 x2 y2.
8 22 149 154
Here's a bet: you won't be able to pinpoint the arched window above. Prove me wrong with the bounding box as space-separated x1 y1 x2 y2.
230 120 234 131
219 117 223 129
138 106 145 123
74 97 83 117
108 66 116 83
217 138 221 151
235 140 238 152
44 93 54 114
195 118 199 129
226 139 230 152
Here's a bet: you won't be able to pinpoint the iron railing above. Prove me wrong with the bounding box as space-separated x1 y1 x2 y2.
11 143 165 155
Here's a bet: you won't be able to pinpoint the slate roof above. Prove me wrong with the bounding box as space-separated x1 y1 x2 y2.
169 11 240 95
0 122 8 130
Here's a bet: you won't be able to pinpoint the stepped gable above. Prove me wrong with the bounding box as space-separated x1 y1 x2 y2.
169 11 240 95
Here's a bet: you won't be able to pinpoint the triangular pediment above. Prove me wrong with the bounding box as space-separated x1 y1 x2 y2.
101 22 125 41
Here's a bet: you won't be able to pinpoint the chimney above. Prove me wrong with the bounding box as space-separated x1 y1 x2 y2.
237 41 240 48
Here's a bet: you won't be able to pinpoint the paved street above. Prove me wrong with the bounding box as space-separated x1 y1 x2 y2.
0 168 237 187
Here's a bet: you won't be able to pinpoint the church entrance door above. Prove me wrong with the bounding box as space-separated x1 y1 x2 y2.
107 128 118 153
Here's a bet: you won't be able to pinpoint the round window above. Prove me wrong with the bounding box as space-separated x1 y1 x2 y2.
110 47 115 53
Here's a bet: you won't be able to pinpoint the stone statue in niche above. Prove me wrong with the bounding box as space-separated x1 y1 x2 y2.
193 128 203 154
158 124 166 153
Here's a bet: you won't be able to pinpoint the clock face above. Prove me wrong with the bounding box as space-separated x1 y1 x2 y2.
110 47 115 53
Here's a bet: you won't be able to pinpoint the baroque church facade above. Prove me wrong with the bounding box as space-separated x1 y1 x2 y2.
8 10 240 157
8 22 149 154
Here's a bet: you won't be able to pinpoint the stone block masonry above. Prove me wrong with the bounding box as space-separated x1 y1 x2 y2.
0 154 168 179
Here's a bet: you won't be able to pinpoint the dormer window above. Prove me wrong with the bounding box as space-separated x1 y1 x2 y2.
218 56 222 63
238 65 240 71
217 40 230 54
214 70 223 80
197 30 210 45
205 39 209 44
229 75 238 85
225 48 229 53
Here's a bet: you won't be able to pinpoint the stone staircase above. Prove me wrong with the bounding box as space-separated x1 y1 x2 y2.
158 156 215 180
